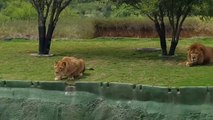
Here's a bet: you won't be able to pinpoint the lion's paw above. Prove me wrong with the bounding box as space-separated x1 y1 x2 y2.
54 77 60 80
186 62 192 67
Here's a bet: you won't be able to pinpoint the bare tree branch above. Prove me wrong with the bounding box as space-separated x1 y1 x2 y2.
44 0 53 20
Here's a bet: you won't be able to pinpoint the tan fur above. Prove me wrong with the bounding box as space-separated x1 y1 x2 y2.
186 43 213 67
54 57 85 80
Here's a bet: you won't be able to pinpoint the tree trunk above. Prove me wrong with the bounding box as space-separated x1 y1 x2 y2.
46 23 55 54
168 21 181 56
169 40 178 56
154 22 167 56
160 35 167 56
38 25 47 54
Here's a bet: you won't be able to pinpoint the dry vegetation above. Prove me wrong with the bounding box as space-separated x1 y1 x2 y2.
0 17 212 40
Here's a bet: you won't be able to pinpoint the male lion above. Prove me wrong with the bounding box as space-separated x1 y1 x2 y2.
54 57 85 80
186 43 213 67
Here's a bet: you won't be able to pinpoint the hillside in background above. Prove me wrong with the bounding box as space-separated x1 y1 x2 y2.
0 0 212 39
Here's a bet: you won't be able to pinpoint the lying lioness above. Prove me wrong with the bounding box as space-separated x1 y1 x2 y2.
54 57 85 80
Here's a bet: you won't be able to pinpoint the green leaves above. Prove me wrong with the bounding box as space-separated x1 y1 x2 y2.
1 0 36 20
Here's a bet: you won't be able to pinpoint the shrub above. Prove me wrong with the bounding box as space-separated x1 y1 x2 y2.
1 0 36 20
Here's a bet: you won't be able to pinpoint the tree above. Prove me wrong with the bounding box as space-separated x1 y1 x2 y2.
115 0 203 56
164 0 201 55
30 0 71 55
196 0 213 20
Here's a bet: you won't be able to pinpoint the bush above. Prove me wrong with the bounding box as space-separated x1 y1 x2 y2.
0 13 9 22
1 0 36 20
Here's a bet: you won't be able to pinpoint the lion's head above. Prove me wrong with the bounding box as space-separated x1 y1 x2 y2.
54 60 67 80
188 49 204 63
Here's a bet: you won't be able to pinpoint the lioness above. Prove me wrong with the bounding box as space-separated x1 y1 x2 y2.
186 43 213 67
54 57 85 80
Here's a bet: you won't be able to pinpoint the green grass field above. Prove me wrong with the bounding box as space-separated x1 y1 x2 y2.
0 37 213 87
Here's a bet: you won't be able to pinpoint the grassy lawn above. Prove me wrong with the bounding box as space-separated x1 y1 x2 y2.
0 37 213 87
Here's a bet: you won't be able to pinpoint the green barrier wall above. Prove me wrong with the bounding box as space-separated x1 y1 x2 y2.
0 80 213 120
